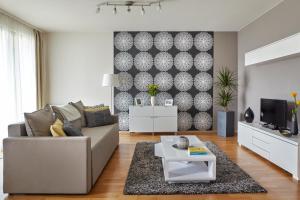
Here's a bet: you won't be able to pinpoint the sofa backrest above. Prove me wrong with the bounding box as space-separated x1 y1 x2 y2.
8 122 28 137
7 115 119 137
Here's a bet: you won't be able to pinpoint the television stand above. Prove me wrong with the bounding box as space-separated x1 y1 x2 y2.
238 121 300 180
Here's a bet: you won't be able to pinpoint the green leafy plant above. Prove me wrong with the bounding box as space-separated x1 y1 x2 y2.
147 84 159 96
215 67 237 111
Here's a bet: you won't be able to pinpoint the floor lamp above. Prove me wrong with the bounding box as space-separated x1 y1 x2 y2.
102 74 119 114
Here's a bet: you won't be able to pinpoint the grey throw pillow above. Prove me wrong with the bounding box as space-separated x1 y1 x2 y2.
63 121 83 136
70 101 86 127
52 104 81 130
85 109 114 127
24 106 55 137
69 101 105 128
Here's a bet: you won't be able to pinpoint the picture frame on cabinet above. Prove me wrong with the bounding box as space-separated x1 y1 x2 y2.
165 99 173 106
135 98 142 106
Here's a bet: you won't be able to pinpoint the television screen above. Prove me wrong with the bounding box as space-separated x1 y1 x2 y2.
260 98 287 129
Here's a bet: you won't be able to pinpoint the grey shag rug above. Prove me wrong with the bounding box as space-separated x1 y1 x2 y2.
124 142 267 195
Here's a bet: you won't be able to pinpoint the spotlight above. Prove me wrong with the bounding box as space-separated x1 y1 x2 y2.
157 2 162 12
96 6 101 13
127 6 131 13
113 6 117 15
141 6 145 15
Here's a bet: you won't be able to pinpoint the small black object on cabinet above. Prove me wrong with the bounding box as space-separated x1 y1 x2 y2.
244 107 254 123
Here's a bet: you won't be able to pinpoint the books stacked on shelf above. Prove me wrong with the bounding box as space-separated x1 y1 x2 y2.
188 147 208 156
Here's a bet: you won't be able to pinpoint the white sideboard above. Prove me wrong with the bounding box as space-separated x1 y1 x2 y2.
245 32 300 66
238 121 300 180
129 106 178 134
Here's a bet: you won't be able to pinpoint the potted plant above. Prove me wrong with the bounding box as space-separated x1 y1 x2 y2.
290 91 300 135
215 67 237 137
147 84 159 106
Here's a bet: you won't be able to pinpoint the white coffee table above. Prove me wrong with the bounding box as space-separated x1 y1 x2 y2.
155 135 216 183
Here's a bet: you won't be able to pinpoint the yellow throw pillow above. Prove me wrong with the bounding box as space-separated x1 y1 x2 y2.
50 119 66 137
84 106 110 112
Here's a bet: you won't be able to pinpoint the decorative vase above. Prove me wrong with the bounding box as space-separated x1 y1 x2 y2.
150 96 156 106
177 136 189 149
244 107 254 123
291 113 298 135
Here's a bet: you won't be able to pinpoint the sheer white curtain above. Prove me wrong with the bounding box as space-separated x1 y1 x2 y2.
0 13 37 141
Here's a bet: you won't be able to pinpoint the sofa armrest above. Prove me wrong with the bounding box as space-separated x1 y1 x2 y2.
8 122 27 137
3 136 92 194
112 114 119 124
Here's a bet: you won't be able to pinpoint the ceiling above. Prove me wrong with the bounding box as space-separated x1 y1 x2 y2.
0 0 283 32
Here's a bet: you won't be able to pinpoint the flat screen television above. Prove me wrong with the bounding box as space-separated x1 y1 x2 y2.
260 98 287 129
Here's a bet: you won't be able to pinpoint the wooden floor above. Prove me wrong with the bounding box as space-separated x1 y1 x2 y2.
3 132 300 200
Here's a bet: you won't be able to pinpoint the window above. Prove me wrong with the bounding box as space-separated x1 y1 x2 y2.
0 14 37 140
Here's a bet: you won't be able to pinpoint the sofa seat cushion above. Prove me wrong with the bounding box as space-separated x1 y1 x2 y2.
81 124 117 149
81 123 119 185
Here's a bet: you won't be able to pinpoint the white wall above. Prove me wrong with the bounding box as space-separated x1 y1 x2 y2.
214 32 238 129
46 32 113 106
238 0 300 124
46 31 237 130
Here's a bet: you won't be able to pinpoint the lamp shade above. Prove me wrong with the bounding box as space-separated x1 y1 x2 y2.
102 74 119 87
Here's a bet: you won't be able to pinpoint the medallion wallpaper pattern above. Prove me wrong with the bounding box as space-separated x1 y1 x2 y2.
114 31 214 131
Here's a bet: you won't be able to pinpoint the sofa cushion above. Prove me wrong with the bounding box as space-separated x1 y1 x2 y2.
63 121 83 136
84 107 113 128
81 124 119 185
52 104 81 130
24 106 54 137
85 104 105 110
81 124 116 149
50 119 66 137
69 101 86 127
70 101 105 128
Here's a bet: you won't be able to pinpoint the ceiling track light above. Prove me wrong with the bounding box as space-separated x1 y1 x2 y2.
141 6 145 16
113 6 117 15
96 0 163 15
96 6 101 13
157 2 162 12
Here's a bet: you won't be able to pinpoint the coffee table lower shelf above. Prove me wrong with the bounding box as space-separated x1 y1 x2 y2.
155 142 216 183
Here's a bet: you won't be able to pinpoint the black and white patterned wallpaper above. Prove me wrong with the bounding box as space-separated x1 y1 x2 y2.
114 31 214 131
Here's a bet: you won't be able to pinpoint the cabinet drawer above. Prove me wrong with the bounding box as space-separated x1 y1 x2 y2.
153 117 177 132
252 136 270 152
251 144 270 160
153 106 177 117
129 106 153 117
270 138 298 174
129 117 153 132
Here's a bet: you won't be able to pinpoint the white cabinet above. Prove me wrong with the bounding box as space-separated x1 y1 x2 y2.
238 121 300 180
129 106 178 134
245 32 300 66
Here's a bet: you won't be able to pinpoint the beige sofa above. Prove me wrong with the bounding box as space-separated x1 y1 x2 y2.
3 119 119 194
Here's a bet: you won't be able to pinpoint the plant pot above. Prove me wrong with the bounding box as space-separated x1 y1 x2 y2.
217 111 235 137
150 96 156 106
290 113 298 135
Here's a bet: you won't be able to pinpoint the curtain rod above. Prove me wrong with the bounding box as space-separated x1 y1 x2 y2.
0 8 44 32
